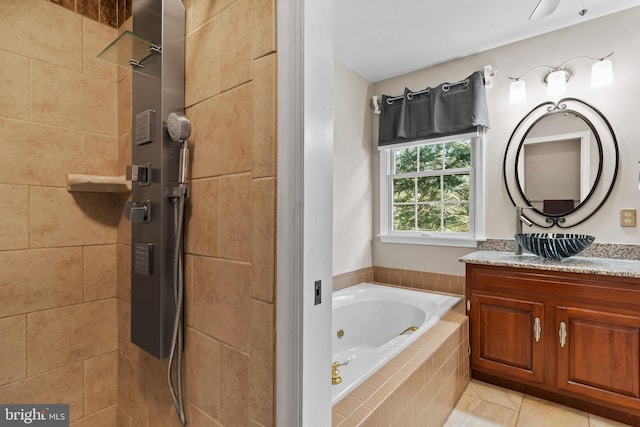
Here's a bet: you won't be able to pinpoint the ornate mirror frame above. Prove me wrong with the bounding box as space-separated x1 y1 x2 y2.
503 98 619 228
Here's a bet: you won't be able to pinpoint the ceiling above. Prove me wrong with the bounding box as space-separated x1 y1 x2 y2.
334 0 640 82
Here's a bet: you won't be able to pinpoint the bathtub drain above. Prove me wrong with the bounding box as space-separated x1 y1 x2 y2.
337 329 344 339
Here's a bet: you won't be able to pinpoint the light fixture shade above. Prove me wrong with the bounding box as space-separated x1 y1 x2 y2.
509 80 527 104
546 70 567 96
591 59 613 88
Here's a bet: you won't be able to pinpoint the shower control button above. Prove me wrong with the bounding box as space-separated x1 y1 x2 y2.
124 200 151 223
134 242 154 276
126 163 151 186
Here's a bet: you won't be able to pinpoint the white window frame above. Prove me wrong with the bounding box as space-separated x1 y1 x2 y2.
378 129 485 248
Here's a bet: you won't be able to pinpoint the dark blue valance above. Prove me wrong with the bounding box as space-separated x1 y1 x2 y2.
378 71 489 146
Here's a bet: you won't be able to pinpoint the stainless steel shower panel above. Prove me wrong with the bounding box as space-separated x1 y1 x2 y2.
129 0 185 359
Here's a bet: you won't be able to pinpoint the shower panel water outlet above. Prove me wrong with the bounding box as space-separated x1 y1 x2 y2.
124 0 186 361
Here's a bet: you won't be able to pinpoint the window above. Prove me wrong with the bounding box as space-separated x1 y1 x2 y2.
379 131 484 247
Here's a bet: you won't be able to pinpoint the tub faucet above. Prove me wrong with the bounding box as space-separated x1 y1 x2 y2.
331 359 349 385
515 206 534 255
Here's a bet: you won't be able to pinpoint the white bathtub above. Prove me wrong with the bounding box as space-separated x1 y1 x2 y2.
331 283 461 404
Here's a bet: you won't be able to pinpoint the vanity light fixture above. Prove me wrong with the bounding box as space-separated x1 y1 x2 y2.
508 52 614 103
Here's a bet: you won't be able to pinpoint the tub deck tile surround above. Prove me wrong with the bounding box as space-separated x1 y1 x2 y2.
332 306 469 427
333 266 465 296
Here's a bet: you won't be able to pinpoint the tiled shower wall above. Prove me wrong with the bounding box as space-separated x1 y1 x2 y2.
116 0 278 426
49 0 132 28
0 1 120 425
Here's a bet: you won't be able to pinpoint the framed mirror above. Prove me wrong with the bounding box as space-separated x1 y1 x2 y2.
503 98 619 228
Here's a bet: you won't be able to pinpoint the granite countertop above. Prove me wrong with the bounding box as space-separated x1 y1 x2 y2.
460 250 640 279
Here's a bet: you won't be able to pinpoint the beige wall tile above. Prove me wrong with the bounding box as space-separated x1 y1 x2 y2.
190 0 235 32
117 354 148 425
219 174 252 262
30 186 117 248
31 60 117 136
118 74 132 137
145 368 183 427
189 83 253 178
0 0 82 71
118 133 132 176
84 245 118 301
83 134 119 176
219 344 250 426
185 178 219 257
85 352 118 415
186 402 222 427
117 244 132 301
252 0 276 59
116 406 132 427
0 118 83 187
185 327 220 420
71 405 117 427
185 255 194 327
0 49 29 120
0 363 84 422
185 16 221 107
0 247 83 317
250 300 274 426
0 315 26 386
220 0 253 91
83 17 118 82
27 298 118 375
117 193 132 245
0 185 29 250
192 256 251 352
251 177 275 302
252 54 277 178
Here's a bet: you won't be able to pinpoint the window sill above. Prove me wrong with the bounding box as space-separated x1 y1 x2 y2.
379 234 484 248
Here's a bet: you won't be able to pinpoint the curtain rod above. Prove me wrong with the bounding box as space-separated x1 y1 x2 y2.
371 64 494 114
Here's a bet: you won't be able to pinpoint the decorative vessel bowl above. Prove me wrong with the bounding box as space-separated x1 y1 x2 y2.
515 233 595 260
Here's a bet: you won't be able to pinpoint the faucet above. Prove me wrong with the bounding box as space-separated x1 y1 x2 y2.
515 206 534 255
331 359 349 385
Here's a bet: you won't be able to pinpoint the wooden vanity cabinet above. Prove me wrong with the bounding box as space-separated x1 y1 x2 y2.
466 263 640 426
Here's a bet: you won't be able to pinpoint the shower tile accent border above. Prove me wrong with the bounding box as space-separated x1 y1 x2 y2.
48 0 131 28
333 266 465 296
331 309 469 427
479 238 640 260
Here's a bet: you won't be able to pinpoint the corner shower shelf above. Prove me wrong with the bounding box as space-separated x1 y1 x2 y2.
66 174 131 193
97 30 161 68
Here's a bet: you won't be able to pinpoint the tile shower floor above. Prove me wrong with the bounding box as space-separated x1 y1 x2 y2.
444 379 631 427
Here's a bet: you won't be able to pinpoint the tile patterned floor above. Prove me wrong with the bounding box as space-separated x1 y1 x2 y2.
444 380 631 427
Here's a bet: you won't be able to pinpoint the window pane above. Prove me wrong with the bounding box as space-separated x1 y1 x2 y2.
443 174 470 201
394 147 417 173
417 176 440 202
419 143 443 171
443 203 469 232
393 205 415 231
393 178 415 202
417 204 441 231
444 140 471 169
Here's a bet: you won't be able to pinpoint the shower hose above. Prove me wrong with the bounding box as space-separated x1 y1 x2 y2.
168 191 187 426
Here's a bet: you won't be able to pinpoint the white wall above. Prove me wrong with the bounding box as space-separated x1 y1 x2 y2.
366 8 640 276
332 61 374 276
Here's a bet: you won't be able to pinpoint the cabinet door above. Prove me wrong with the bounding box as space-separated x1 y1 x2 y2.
471 293 544 383
556 306 640 409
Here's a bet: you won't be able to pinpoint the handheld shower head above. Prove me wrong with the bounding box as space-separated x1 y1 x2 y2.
167 112 191 142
